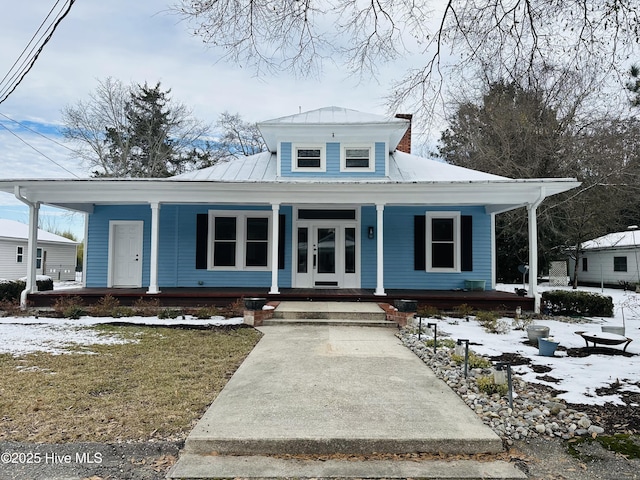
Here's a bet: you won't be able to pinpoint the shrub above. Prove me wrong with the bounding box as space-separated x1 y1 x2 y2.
542 290 613 317
194 306 218 319
452 303 474 319
0 281 24 303
89 295 121 317
452 352 492 369
53 296 86 319
477 375 508 396
417 305 441 318
158 308 183 319
0 278 54 303
475 311 510 334
132 297 161 316
422 338 457 349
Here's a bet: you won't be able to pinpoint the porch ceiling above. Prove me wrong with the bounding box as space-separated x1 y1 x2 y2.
1 178 580 213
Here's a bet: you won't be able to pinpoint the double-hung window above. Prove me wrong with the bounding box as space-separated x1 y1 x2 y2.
293 145 325 171
16 246 23 263
426 212 460 272
614 256 627 272
209 211 271 270
341 145 374 172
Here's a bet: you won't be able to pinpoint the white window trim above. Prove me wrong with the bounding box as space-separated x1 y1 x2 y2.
291 144 326 172
16 246 23 263
208 210 272 271
340 144 375 172
426 211 461 272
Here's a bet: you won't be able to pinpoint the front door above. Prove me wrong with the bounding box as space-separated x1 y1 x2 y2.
294 222 359 288
109 221 143 288
314 227 338 286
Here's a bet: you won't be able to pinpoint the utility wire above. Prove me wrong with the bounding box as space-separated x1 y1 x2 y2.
0 0 76 105
0 111 81 155
0 122 80 178
0 0 64 93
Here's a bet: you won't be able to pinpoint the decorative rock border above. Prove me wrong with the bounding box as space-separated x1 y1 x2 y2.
398 328 603 445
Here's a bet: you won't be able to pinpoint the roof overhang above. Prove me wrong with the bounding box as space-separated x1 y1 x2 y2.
1 178 581 214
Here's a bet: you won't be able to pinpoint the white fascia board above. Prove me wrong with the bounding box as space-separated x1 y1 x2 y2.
0 178 580 210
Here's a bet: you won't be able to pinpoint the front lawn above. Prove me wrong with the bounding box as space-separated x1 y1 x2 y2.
0 325 261 443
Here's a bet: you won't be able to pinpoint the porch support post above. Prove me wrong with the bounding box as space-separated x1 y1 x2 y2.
374 203 386 296
147 202 161 294
527 188 545 313
269 203 280 294
26 202 40 292
491 212 496 289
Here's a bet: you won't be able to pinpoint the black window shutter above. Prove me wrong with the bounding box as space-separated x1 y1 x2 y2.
195 214 208 270
278 214 286 270
414 215 426 270
461 215 473 271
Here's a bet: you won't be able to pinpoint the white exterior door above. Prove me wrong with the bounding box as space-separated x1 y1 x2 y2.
294 220 359 288
109 221 143 287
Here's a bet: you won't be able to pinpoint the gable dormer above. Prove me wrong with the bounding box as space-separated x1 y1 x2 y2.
258 106 410 178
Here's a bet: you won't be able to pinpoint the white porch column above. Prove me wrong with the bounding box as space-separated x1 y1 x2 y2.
26 202 40 292
374 203 386 296
269 203 280 294
491 212 496 289
527 189 545 312
147 202 161 294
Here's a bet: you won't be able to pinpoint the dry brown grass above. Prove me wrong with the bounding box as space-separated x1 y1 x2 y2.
0 325 261 443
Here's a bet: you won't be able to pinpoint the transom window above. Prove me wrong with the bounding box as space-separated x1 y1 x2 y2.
209 211 271 270
293 145 325 171
426 212 460 272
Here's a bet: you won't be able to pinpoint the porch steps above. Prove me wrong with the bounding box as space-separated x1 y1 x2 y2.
264 301 394 327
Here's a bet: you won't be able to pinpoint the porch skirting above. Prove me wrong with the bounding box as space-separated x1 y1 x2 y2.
27 287 534 313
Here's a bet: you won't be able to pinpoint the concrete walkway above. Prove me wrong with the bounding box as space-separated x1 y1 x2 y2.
168 325 525 479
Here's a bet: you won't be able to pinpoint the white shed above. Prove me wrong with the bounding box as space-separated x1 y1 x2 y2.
570 230 640 287
0 219 78 281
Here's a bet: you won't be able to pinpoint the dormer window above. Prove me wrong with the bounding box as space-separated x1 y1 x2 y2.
341 145 374 172
293 145 325 171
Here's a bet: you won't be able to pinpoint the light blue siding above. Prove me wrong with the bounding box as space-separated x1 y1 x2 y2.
280 141 386 177
86 204 293 288
85 205 151 287
361 206 493 290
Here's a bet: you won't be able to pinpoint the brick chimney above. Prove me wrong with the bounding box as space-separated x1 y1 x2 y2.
395 113 412 153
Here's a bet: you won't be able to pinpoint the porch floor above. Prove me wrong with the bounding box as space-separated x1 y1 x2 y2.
28 287 534 312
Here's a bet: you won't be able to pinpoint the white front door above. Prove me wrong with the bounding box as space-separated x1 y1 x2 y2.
294 222 359 288
109 221 143 288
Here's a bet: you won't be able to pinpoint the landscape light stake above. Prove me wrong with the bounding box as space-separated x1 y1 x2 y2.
414 314 423 340
457 339 470 378
495 362 513 409
427 322 437 353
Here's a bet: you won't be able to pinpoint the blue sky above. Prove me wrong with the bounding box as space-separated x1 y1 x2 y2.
0 0 425 240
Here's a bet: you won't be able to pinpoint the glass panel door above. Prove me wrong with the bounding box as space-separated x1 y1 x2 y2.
316 228 336 274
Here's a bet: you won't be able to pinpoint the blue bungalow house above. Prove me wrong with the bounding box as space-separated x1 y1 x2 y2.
0 107 579 310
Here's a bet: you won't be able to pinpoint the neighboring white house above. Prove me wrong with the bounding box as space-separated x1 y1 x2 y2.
0 219 78 281
570 230 640 287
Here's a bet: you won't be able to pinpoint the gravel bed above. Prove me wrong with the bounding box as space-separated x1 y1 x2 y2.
398 329 603 446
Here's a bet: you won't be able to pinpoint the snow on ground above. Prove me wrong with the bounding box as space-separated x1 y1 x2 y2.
0 316 244 356
429 283 640 406
0 280 638 406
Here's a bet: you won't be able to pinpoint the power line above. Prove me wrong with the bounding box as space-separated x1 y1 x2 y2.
0 121 80 178
0 0 76 105
0 0 64 92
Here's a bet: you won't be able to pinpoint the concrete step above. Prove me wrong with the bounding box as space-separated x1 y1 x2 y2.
263 317 396 327
272 301 387 321
167 454 527 479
